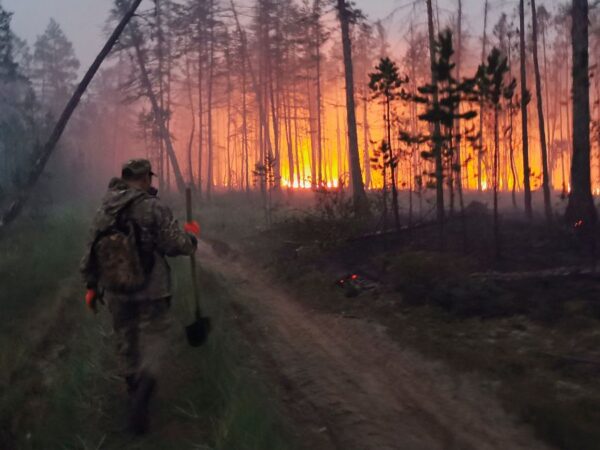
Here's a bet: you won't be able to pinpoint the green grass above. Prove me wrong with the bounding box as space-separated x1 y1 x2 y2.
0 208 88 447
0 206 295 450
0 209 87 331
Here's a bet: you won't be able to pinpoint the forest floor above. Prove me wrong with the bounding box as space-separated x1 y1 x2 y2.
196 191 600 450
198 239 548 450
2 191 600 449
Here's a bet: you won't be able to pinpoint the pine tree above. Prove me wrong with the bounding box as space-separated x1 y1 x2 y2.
409 29 477 229
32 19 80 115
369 57 408 231
476 47 516 258
0 7 17 80
425 0 445 224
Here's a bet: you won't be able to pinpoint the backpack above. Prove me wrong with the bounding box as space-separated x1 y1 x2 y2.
92 199 154 293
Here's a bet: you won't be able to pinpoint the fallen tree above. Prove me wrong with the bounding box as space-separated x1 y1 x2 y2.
0 0 143 233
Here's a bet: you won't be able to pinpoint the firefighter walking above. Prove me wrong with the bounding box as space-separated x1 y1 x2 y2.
80 159 200 434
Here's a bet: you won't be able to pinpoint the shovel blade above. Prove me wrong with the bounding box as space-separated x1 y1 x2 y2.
186 316 212 347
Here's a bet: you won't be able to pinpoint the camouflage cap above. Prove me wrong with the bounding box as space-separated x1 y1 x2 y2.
122 159 156 177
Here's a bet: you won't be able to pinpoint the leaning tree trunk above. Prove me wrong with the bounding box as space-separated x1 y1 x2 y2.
566 0 597 226
531 0 553 223
0 0 143 232
130 29 186 194
519 0 533 219
184 47 196 187
426 0 445 224
337 0 369 216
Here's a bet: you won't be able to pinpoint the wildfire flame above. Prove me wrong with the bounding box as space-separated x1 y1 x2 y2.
281 179 339 189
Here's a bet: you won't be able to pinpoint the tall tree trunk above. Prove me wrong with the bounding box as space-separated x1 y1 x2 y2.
510 104 518 207
508 33 518 208
268 21 281 190
269 73 281 189
409 20 418 225
478 0 489 192
284 86 295 188
519 0 533 219
387 97 400 231
226 44 233 191
206 0 215 200
307 68 317 186
197 21 204 197
337 0 368 215
293 89 302 185
426 0 445 224
362 81 371 188
566 0 597 226
336 85 343 181
231 0 271 186
242 65 250 193
531 0 553 223
382 103 389 230
313 0 323 185
541 13 554 188
494 106 501 258
155 0 167 192
455 0 465 214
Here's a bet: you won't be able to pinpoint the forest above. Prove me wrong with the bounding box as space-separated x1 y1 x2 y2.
0 0 597 226
0 0 600 449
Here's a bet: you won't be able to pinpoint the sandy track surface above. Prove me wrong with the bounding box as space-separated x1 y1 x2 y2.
200 241 549 450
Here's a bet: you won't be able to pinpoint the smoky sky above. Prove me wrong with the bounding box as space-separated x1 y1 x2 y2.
3 0 561 74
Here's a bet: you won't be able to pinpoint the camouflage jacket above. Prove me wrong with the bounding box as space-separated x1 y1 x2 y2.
81 178 197 301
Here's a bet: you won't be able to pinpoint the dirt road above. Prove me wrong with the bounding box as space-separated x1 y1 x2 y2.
200 241 549 450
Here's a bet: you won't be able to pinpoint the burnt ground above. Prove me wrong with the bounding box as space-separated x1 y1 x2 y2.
200 198 600 450
200 241 548 450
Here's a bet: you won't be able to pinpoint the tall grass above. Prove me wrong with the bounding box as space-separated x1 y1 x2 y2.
0 210 87 331
0 206 294 449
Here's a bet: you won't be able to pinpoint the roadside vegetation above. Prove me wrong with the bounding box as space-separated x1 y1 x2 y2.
199 191 600 450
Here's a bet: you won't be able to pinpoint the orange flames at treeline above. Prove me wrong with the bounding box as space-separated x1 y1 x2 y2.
162 80 595 195
108 1 599 197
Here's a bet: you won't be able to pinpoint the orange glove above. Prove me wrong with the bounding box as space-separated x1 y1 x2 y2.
85 289 98 313
184 220 200 237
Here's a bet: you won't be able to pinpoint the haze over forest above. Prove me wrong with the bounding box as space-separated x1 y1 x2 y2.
1 1 600 448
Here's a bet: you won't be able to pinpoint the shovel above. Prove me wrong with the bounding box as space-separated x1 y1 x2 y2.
185 187 211 347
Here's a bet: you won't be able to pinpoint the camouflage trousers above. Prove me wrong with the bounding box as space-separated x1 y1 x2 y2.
108 297 176 382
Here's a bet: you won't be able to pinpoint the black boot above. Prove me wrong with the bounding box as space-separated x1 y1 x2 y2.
129 372 156 435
